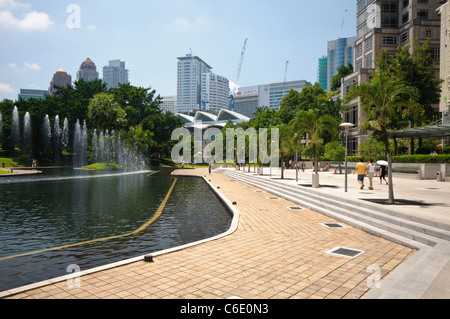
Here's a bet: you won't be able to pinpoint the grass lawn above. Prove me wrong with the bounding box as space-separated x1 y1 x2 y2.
82 162 120 170
0 158 19 168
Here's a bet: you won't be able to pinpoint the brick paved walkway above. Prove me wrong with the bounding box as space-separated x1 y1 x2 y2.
3 168 415 299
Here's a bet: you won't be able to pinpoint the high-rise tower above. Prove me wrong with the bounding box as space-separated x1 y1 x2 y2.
103 60 129 89
76 57 99 82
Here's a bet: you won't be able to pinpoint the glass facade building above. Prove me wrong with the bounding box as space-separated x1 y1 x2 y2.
103 60 129 89
327 36 356 91
318 56 328 91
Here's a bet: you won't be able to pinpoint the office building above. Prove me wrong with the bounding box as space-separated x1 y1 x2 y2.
160 95 177 113
103 60 129 89
176 54 213 113
201 72 230 112
18 89 49 101
76 57 99 82
318 56 328 91
327 37 356 91
49 69 72 96
233 80 312 117
341 0 443 155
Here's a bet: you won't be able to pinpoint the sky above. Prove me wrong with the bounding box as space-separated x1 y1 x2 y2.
0 0 357 101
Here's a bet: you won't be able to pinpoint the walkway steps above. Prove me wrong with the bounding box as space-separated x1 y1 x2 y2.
222 170 450 249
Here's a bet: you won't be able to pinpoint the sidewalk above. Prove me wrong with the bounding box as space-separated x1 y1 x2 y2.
1 168 417 299
225 167 450 299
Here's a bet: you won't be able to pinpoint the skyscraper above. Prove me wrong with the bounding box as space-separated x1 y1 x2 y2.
176 54 213 113
201 72 230 112
76 57 99 82
341 0 443 155
318 56 328 91
49 69 72 96
327 37 355 91
103 60 129 89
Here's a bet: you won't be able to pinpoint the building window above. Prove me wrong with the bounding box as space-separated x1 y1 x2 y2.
366 55 373 68
418 0 428 3
417 10 429 20
381 17 398 28
356 44 363 57
400 31 409 45
383 36 398 45
429 47 440 64
402 12 409 25
365 37 372 51
425 29 433 38
403 0 409 8
356 60 363 71
381 2 399 13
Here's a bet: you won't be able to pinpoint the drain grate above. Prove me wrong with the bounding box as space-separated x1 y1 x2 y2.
288 207 304 210
254 190 263 193
320 223 346 229
267 197 280 200
325 247 364 258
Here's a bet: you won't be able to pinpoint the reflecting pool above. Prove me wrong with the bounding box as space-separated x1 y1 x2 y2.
0 168 232 292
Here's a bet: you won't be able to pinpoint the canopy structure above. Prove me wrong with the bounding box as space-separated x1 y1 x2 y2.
387 123 450 140
175 110 251 131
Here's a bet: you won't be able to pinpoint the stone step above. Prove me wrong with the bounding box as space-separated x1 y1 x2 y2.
223 170 450 248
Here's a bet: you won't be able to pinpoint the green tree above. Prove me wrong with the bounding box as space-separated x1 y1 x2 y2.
324 141 346 173
331 63 354 92
377 39 441 127
345 71 419 203
88 93 127 131
291 109 338 179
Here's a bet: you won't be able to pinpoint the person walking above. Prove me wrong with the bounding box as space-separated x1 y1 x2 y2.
366 159 377 190
380 164 388 185
353 158 366 190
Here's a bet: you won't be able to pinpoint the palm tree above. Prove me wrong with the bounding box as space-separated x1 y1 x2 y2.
291 109 338 187
345 71 418 203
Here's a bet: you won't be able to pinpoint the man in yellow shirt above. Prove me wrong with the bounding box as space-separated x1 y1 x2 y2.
353 158 366 190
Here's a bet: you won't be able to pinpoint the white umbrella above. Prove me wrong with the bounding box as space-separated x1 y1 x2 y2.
377 160 388 166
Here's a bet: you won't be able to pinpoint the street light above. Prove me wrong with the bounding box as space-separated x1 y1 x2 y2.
340 122 355 193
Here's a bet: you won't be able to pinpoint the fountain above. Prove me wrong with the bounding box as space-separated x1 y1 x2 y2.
62 118 69 150
52 115 62 164
12 106 20 148
73 120 88 167
23 112 32 152
42 115 51 151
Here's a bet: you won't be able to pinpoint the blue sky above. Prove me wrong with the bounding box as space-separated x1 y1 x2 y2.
0 0 357 101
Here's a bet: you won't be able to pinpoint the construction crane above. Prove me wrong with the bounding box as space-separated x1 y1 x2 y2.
229 38 248 111
338 9 348 39
283 60 289 94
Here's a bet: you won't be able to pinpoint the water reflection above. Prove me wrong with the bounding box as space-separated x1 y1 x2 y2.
0 169 232 292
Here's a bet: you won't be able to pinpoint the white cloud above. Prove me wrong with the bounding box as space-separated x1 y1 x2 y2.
8 62 18 69
0 4 53 31
0 0 28 9
0 82 14 93
24 62 41 70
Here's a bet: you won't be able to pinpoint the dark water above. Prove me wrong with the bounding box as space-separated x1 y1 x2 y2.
0 168 232 292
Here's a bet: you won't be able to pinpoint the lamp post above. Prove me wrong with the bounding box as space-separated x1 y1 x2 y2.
340 123 354 193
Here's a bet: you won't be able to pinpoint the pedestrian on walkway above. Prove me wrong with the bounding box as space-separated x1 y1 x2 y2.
380 164 388 185
366 159 377 190
353 158 366 190
209 162 212 175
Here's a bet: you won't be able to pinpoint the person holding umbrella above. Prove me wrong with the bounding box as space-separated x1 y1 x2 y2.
377 160 389 185
366 159 377 190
